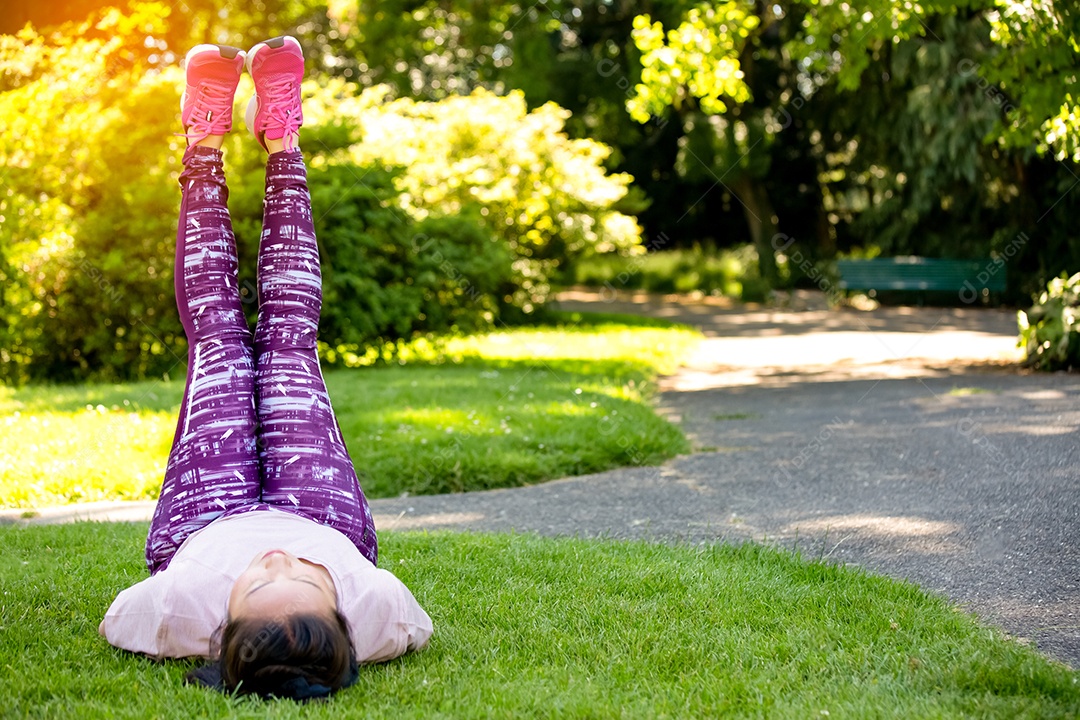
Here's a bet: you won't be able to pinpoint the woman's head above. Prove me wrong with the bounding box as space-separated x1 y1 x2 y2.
217 609 356 699
208 549 356 699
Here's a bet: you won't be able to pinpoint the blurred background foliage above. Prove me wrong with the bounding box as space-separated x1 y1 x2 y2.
1 0 1078 382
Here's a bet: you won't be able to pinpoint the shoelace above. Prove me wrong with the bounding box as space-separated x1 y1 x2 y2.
178 81 235 146
260 76 302 152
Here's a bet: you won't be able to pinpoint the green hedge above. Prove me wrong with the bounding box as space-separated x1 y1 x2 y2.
567 244 767 301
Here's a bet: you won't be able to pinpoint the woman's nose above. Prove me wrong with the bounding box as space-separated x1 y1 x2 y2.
262 550 293 572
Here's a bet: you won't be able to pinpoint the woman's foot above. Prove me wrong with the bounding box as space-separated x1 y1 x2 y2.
180 45 246 148
244 36 305 154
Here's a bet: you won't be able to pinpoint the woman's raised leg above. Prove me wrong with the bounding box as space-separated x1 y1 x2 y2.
252 148 378 565
248 37 377 565
146 47 261 574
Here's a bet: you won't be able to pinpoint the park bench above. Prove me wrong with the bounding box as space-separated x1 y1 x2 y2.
835 256 1006 303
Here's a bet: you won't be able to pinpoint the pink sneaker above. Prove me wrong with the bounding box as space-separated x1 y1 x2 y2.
244 36 305 152
179 44 245 146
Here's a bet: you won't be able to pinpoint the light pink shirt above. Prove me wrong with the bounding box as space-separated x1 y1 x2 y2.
99 509 432 661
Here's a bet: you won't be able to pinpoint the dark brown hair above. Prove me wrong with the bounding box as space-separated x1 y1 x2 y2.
193 611 357 700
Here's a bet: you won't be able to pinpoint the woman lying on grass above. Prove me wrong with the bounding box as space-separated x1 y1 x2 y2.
99 37 431 701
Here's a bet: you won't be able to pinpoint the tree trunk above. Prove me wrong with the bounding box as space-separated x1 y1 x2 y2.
733 175 779 287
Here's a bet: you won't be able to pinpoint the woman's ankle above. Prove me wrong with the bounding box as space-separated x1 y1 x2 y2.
192 134 226 150
264 135 299 154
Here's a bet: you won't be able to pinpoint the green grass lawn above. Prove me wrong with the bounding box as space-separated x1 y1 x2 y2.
2 522 1077 718
567 244 770 301
0 313 700 506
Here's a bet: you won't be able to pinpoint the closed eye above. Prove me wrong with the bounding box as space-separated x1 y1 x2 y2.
246 577 321 597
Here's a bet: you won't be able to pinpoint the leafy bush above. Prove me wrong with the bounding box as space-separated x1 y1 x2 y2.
222 122 512 369
1018 272 1080 371
307 170 511 367
0 7 186 383
317 83 645 314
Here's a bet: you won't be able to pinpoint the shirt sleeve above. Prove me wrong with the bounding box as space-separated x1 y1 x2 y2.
344 569 433 664
100 571 224 660
398 579 434 654
100 573 172 658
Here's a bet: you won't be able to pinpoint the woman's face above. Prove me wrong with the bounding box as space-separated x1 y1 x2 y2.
228 549 338 621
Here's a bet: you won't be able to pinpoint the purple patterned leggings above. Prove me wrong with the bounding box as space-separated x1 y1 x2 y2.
146 145 376 574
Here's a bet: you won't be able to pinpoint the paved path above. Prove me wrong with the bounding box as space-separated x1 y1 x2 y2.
5 290 1078 667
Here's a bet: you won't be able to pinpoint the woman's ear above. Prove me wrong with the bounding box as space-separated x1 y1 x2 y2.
208 619 227 659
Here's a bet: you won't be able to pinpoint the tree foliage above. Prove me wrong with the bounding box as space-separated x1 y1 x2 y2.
622 0 1079 295
627 2 756 122
985 1 1080 162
